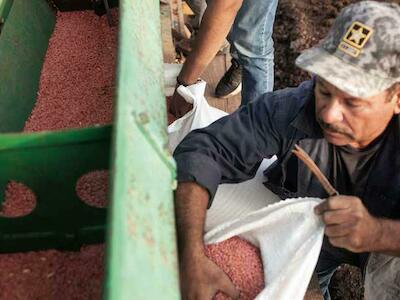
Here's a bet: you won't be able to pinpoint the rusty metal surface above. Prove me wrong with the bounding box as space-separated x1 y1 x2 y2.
104 0 179 299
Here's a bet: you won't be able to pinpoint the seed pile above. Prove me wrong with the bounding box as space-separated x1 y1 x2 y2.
0 10 117 299
0 8 266 300
205 237 265 300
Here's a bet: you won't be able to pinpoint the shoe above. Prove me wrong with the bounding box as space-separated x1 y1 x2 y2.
215 59 242 98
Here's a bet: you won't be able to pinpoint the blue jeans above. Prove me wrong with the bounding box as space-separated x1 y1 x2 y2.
227 0 278 105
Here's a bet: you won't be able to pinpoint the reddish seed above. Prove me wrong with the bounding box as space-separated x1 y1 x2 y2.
1 181 37 217
1 9 262 300
0 10 117 299
204 236 265 300
76 170 109 208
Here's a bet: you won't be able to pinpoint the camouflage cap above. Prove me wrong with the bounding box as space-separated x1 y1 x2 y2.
296 1 400 98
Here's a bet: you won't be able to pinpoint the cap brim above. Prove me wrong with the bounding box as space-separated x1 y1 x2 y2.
296 47 397 98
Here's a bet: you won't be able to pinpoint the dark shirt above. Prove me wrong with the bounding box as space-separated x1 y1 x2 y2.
173 79 400 220
333 131 387 198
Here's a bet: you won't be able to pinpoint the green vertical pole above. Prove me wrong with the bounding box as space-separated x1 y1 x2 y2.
104 0 180 299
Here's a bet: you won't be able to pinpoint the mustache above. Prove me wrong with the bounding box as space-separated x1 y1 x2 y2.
317 118 355 139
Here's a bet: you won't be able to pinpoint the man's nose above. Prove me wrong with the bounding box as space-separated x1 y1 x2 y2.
320 98 343 124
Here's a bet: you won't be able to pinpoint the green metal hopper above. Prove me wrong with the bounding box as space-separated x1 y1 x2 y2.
0 0 179 298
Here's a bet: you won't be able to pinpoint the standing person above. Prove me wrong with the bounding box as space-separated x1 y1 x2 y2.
182 0 240 99
173 2 400 299
170 0 279 118
185 0 207 30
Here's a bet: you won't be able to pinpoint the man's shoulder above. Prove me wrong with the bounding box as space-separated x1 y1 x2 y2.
268 79 314 107
253 79 315 128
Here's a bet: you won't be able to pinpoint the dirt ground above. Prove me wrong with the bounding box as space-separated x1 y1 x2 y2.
273 0 399 90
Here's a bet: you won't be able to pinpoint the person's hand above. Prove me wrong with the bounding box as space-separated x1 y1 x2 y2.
179 248 240 300
169 87 193 119
314 195 382 252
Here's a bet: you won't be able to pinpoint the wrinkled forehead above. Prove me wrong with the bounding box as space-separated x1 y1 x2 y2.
316 77 357 98
315 76 391 103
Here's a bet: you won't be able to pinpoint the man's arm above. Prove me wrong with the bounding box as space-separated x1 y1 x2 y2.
173 88 293 298
376 219 400 256
175 182 239 300
178 0 242 85
170 0 243 117
315 196 400 256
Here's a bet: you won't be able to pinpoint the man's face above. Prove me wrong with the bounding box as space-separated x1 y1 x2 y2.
315 78 400 148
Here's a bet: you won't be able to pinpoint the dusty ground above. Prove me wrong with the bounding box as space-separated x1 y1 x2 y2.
273 0 399 90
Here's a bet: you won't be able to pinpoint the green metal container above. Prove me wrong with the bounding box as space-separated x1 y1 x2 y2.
0 0 179 298
105 0 180 298
0 0 110 252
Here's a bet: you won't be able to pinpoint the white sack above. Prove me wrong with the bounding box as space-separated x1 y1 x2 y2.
168 80 227 151
167 78 325 300
166 80 278 230
164 63 183 97
204 198 324 300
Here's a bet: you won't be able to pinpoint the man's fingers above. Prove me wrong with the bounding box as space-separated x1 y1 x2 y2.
321 210 351 225
314 196 356 215
218 272 240 300
314 199 334 215
169 90 193 118
325 223 353 237
314 197 348 214
328 235 364 253
328 236 348 249
170 99 192 118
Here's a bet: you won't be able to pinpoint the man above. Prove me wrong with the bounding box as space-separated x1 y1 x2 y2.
169 0 279 117
173 1 400 299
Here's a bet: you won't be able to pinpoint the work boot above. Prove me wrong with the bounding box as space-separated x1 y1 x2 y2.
215 58 242 98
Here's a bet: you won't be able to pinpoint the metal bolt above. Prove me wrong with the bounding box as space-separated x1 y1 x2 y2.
138 112 150 124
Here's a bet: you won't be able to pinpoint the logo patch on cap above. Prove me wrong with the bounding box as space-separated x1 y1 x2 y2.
338 21 373 57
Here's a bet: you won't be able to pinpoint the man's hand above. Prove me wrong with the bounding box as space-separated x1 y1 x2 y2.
169 88 193 119
170 0 243 118
175 182 239 300
180 248 239 300
174 182 239 299
314 195 382 252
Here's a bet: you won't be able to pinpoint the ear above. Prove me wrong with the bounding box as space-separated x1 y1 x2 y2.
393 85 400 114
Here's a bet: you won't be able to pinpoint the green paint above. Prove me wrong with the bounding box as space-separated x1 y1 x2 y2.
0 0 118 253
0 0 180 297
0 1 111 253
104 0 179 299
0 125 111 252
0 0 13 20
0 0 55 133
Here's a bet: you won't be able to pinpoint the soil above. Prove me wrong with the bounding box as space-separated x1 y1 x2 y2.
273 0 399 90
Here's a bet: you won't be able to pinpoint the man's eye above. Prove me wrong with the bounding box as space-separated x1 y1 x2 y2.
346 100 363 108
319 90 330 97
